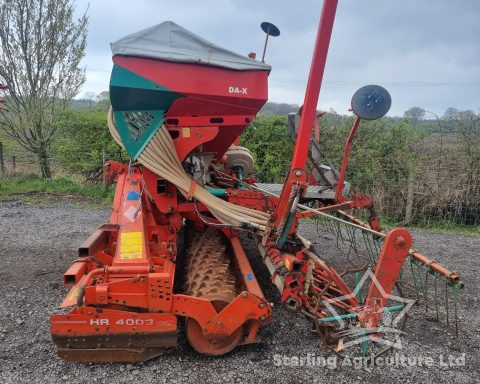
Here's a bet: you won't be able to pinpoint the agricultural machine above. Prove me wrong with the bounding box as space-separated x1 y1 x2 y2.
50 0 463 362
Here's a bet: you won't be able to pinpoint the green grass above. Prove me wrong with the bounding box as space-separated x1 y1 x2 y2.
407 220 480 236
0 174 114 204
378 215 480 237
1 175 478 236
309 212 480 237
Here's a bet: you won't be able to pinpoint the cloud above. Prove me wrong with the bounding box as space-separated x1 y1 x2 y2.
76 0 480 116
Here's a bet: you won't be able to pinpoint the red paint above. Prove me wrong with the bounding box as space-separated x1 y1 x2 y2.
274 0 338 232
113 56 268 118
335 116 361 202
113 56 267 159
359 228 412 328
290 0 338 170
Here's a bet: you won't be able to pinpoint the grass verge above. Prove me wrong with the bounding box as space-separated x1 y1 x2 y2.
378 216 480 237
0 175 114 205
2 175 478 236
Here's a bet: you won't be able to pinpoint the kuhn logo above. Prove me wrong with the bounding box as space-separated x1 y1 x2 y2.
228 86 248 94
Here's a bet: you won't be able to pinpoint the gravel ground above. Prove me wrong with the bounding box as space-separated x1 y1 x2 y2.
0 196 479 384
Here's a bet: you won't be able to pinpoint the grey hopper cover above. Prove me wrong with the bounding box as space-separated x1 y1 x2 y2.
111 21 271 72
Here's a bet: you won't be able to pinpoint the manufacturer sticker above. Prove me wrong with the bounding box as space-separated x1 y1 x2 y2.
120 231 143 259
182 127 190 138
68 287 79 300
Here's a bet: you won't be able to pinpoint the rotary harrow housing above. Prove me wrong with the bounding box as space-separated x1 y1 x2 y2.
50 0 463 362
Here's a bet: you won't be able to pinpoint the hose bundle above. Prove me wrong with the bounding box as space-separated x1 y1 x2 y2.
107 108 270 232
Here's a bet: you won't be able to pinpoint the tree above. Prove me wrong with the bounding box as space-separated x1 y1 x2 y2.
443 107 459 133
95 91 110 111
0 0 88 178
443 107 459 120
82 91 97 108
404 107 425 127
260 102 299 116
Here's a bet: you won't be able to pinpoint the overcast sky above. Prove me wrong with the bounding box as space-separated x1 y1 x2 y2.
75 0 480 116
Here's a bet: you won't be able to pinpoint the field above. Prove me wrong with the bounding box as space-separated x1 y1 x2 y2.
0 196 479 383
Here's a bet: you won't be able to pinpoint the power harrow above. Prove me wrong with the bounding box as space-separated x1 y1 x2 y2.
50 0 464 361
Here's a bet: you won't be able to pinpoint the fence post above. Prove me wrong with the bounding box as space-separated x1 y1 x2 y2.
404 169 415 225
102 147 106 189
0 141 5 177
12 155 15 172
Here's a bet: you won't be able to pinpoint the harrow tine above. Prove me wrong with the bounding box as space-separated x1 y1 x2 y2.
362 231 378 264
454 283 459 337
445 278 449 327
434 272 439 321
424 269 430 313
313 211 464 337
334 220 343 247
407 256 463 334
354 272 363 304
345 224 358 260
410 259 420 301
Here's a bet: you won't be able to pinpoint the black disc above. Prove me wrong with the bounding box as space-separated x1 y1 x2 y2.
261 22 280 37
351 85 391 120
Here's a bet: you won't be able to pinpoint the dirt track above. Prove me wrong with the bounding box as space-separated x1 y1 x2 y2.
0 197 479 383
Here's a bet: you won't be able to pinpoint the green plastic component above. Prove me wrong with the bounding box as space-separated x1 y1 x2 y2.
360 327 369 356
278 211 295 249
110 65 162 90
354 272 363 304
110 66 182 112
114 109 165 159
205 188 227 197
109 65 183 159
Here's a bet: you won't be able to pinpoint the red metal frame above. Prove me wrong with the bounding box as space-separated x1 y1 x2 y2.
259 0 410 332
51 166 272 361
359 228 412 328
289 0 338 171
273 0 338 232
335 116 361 202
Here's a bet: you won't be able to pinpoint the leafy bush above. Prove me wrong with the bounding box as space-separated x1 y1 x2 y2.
51 108 126 184
240 115 294 182
241 113 425 222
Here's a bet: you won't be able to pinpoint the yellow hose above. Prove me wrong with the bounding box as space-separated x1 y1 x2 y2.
108 108 270 232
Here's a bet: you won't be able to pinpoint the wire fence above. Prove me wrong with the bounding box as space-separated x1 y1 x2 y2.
0 140 84 181
1 128 479 227
0 145 63 177
357 152 480 226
